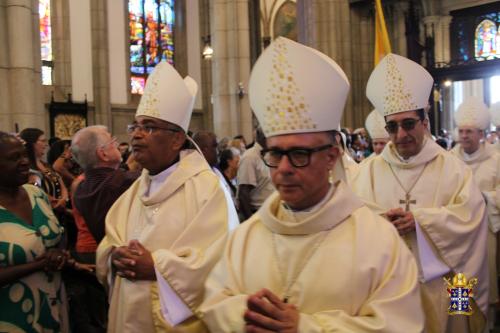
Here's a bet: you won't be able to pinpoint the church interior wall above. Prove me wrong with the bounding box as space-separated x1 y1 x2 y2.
2 0 500 138
69 0 93 103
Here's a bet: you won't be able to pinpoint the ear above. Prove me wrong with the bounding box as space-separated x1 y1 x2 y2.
171 132 187 150
326 146 340 170
96 147 108 162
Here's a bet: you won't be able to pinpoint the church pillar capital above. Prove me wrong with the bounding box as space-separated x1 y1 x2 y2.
422 15 451 64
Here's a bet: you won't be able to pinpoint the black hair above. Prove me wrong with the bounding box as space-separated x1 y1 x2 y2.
218 149 234 172
416 109 426 120
19 128 44 170
47 139 71 165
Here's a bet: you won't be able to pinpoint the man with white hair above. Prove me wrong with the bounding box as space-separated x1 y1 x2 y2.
96 62 235 332
201 37 423 333
71 125 139 244
71 125 139 332
451 98 500 326
352 54 488 333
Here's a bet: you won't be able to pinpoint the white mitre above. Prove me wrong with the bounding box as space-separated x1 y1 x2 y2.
365 109 389 139
454 97 491 130
249 37 350 137
366 53 433 117
136 61 198 132
490 101 500 128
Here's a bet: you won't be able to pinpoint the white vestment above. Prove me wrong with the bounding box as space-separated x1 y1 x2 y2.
96 150 235 332
452 143 500 304
352 139 489 333
201 181 424 332
331 151 359 185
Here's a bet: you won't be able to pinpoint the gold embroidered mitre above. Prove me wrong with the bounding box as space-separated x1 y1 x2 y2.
136 61 198 132
366 53 433 117
249 37 350 137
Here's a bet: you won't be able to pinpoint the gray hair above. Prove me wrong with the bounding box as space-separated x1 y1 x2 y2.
71 125 109 170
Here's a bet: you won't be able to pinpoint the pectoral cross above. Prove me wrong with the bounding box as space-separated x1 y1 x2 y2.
400 193 416 211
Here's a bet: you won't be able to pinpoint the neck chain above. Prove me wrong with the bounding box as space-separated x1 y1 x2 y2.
388 162 428 211
271 230 330 303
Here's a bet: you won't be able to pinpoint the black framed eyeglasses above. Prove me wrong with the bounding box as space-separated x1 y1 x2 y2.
260 144 333 168
126 123 180 135
385 118 421 134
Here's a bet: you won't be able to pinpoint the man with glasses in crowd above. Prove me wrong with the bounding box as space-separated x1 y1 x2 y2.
96 62 235 332
352 53 488 333
72 125 139 246
70 125 139 332
201 37 423 332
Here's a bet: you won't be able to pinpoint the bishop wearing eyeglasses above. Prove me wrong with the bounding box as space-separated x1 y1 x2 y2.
200 37 424 333
96 61 236 333
352 54 489 333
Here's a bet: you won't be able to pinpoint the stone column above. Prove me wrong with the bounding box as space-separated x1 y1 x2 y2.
2 0 45 132
51 0 72 99
90 0 111 127
423 15 452 64
211 0 252 141
299 0 369 128
0 1 12 131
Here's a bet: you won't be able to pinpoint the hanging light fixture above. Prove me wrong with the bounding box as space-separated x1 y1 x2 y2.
202 35 213 59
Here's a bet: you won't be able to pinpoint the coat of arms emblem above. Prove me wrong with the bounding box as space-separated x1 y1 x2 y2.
444 273 478 315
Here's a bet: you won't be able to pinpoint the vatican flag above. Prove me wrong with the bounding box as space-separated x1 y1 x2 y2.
374 0 392 65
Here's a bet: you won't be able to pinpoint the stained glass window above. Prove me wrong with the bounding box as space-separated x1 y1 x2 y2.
475 18 500 61
129 0 175 94
39 0 53 85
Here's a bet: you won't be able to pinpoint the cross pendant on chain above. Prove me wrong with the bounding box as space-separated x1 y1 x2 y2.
400 193 416 211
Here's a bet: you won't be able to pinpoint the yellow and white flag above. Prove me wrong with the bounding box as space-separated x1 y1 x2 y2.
374 0 391 65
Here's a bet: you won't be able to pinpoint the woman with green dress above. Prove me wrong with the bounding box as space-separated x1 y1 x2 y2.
0 132 69 332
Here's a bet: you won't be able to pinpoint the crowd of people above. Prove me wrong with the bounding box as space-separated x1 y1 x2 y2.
1 37 500 333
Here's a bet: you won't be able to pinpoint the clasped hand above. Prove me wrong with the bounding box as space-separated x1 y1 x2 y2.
111 240 155 281
384 208 416 235
244 288 299 333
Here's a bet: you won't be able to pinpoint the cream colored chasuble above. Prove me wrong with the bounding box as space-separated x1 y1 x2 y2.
201 181 424 332
96 150 232 333
352 138 489 333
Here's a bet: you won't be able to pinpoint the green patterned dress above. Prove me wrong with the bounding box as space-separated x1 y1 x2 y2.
0 184 68 332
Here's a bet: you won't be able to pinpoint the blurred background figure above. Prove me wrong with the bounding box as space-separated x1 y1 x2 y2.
364 109 390 160
218 147 241 207
19 128 75 244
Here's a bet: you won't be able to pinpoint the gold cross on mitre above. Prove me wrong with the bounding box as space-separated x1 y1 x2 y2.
400 193 416 211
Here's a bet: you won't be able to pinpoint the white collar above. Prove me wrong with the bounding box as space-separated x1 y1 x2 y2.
146 161 179 197
463 147 481 161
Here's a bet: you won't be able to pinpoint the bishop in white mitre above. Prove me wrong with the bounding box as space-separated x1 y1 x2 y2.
451 97 500 327
352 53 489 333
96 62 236 332
361 109 390 165
200 37 424 333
